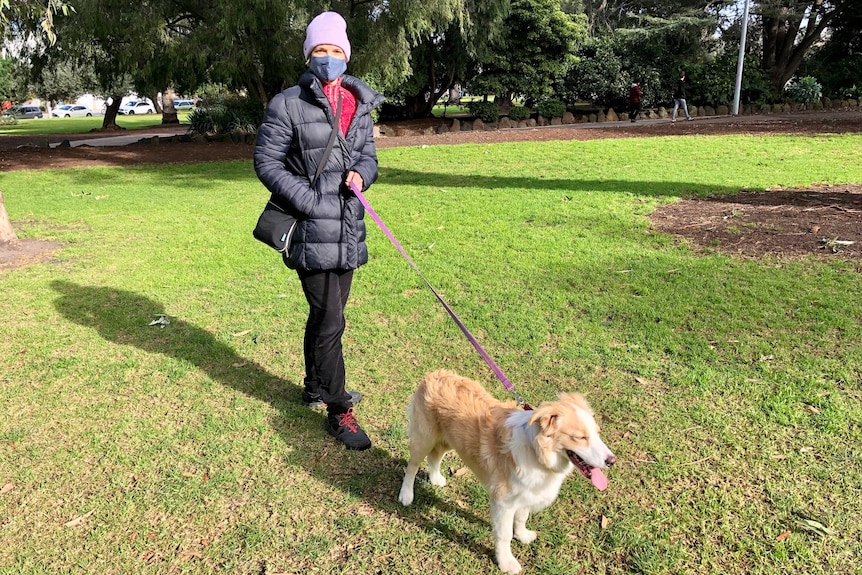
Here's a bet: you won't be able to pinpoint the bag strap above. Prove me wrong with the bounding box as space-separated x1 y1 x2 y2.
310 92 343 188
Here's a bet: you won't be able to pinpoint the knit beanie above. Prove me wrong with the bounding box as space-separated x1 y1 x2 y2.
303 12 351 62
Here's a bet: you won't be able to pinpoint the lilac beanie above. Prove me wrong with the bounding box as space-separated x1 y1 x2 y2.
303 12 351 62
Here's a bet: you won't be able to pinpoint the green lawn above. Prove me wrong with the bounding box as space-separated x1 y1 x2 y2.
0 113 189 136
1 133 860 575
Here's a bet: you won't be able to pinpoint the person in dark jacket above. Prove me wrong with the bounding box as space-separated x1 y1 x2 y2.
629 81 643 122
672 71 692 122
254 11 384 451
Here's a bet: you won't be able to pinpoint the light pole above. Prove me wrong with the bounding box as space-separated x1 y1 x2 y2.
732 0 751 115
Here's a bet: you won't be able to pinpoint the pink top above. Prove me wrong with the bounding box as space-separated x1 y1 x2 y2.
323 79 357 136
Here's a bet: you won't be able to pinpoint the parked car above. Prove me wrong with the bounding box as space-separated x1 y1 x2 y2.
51 104 94 118
173 99 195 111
3 105 44 119
118 100 156 115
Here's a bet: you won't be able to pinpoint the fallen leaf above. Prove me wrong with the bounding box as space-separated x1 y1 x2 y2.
450 467 468 477
231 330 251 337
231 362 248 368
64 509 95 527
601 515 610 529
804 405 820 414
182 471 196 478
129 532 138 542
776 530 791 542
799 446 814 453
0 482 14 495
634 377 649 385
796 518 834 537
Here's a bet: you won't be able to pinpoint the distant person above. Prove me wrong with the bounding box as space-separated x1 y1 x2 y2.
672 71 693 122
629 81 643 122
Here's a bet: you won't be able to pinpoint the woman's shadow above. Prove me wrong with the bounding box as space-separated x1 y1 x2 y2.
50 280 491 558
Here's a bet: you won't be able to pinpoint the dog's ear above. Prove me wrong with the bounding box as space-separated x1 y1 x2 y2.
559 392 592 413
528 404 559 435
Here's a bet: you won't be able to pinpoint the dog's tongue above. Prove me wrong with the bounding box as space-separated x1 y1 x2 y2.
590 468 608 491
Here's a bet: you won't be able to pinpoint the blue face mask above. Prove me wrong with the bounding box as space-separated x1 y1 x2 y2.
309 55 347 83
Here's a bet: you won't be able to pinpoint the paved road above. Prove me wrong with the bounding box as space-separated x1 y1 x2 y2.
48 127 190 148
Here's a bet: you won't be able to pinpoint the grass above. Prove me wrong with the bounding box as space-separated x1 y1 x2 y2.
1 133 861 575
0 113 190 136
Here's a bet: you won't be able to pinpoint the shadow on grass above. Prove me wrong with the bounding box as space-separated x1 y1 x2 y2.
48 161 744 201
50 280 498 565
379 168 743 199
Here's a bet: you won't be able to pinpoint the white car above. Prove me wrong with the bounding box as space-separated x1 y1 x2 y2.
173 99 195 111
118 100 156 115
51 104 94 118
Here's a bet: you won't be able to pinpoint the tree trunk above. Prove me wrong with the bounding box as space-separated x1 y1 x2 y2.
0 191 19 244
101 96 124 130
162 86 179 125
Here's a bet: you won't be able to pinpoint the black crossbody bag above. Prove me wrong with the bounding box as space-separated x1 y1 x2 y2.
253 94 343 253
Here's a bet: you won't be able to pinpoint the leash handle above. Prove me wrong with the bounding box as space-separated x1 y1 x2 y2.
349 181 523 400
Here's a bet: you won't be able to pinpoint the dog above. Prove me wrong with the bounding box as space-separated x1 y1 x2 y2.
398 369 616 574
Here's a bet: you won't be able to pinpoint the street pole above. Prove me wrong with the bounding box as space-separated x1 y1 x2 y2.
732 0 751 116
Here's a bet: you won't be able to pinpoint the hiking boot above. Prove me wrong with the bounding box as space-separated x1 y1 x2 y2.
302 389 363 409
326 408 372 451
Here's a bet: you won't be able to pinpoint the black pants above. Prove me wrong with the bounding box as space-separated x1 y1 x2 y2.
629 102 641 121
297 269 354 414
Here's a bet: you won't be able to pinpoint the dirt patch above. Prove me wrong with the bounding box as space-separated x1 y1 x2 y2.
0 238 62 270
650 184 862 264
2 110 861 269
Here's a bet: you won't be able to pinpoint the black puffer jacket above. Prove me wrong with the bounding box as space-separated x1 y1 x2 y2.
254 71 384 271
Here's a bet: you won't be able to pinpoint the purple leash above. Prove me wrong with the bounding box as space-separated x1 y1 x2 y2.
349 181 530 409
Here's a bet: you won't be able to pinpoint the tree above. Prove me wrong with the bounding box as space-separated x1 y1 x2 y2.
38 0 171 129
798 2 862 98
470 0 588 111
1 0 71 244
1 0 73 44
755 0 856 97
0 56 16 101
385 2 509 120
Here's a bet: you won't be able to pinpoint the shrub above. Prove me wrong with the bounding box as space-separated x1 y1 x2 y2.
466 100 499 123
785 76 823 104
535 99 566 119
507 105 531 121
189 94 263 136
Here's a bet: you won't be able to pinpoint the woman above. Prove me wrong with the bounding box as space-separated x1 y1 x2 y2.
254 11 384 450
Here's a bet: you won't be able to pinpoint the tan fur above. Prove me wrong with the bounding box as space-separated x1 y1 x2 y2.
398 369 616 574
409 369 520 498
